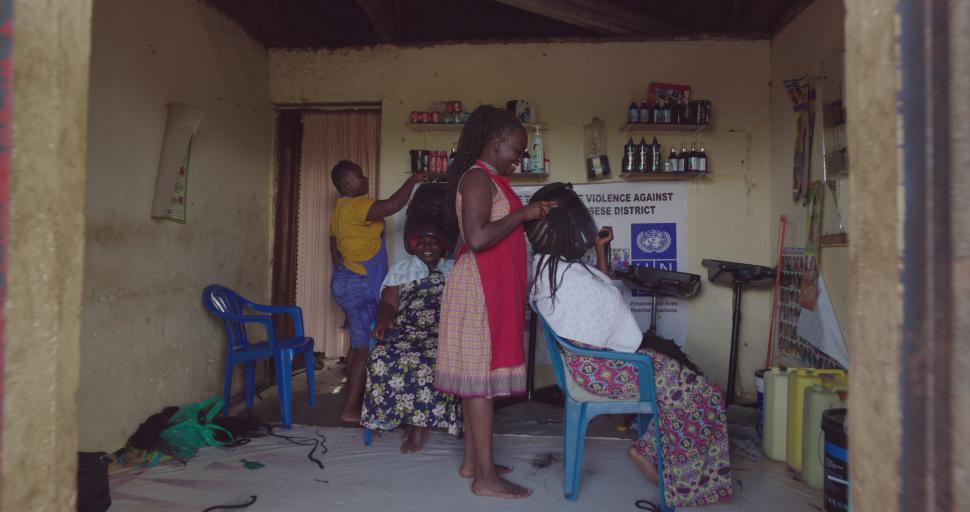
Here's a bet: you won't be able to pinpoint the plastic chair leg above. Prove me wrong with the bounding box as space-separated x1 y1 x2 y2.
363 428 373 446
563 400 588 501
222 363 234 416
636 413 650 439
244 362 255 409
305 348 316 407
276 351 294 428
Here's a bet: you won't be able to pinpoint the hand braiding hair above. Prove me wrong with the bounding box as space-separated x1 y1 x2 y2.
443 105 524 243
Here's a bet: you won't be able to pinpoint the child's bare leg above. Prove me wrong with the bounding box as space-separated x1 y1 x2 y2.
339 347 367 423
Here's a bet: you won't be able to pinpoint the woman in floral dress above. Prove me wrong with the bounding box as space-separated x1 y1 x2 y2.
361 230 461 453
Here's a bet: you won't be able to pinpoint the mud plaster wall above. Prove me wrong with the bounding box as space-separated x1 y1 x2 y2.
1 0 92 509
768 0 849 343
77 0 273 451
269 41 773 396
845 0 901 509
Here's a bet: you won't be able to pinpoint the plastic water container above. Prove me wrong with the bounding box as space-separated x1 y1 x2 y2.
801 385 848 489
822 408 849 511
787 369 846 471
762 367 792 461
754 369 767 440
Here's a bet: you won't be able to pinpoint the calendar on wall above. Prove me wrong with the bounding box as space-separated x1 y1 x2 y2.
772 248 844 370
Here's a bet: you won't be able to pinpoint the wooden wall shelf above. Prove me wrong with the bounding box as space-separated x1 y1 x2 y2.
621 123 709 133
619 171 709 181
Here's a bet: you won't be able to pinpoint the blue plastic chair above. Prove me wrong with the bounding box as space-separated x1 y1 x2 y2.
202 284 315 428
536 312 671 510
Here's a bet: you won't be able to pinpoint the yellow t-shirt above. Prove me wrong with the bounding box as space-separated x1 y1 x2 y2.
330 195 384 275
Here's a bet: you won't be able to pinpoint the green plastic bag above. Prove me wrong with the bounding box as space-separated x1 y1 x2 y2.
160 396 233 458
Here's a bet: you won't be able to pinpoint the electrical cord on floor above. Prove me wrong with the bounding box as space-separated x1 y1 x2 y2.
634 499 661 511
263 424 328 470
202 495 257 511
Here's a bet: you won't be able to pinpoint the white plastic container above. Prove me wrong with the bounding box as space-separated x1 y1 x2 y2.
761 367 793 461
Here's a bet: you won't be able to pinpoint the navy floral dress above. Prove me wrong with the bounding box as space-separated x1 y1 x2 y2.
361 270 462 435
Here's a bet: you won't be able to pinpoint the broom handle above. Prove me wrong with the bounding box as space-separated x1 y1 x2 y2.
765 215 788 368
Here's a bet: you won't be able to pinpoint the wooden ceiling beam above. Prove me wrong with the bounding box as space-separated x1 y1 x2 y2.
354 0 398 41
491 0 683 36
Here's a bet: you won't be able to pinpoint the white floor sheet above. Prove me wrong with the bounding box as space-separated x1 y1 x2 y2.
109 426 821 512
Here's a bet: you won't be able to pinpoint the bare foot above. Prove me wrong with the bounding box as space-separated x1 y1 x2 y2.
459 463 513 479
471 475 532 499
400 427 416 454
628 445 659 485
408 427 428 453
339 412 361 424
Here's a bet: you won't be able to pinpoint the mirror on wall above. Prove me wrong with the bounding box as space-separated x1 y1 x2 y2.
817 49 849 245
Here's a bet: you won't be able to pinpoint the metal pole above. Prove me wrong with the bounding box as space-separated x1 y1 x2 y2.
726 282 743 405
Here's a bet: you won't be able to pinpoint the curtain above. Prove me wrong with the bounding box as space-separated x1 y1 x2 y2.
296 110 380 356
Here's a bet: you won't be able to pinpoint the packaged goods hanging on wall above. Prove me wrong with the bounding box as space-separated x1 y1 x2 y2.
583 117 611 179
151 103 204 224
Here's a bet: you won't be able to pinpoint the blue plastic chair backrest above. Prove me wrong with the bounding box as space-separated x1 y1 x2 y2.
202 284 249 351
537 313 572 395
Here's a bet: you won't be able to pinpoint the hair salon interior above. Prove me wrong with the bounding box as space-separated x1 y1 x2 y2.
2 0 967 511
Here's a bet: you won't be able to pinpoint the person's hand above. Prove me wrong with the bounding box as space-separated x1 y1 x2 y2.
595 226 614 248
522 200 557 221
409 172 431 184
371 319 392 341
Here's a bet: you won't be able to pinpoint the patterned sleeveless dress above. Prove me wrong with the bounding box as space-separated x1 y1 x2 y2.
435 168 527 398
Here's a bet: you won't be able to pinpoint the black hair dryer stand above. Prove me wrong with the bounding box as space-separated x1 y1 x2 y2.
615 266 701 340
700 259 776 406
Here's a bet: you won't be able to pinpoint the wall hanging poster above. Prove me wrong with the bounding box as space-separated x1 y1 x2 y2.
773 248 846 369
151 103 204 224
515 181 689 346
784 77 816 202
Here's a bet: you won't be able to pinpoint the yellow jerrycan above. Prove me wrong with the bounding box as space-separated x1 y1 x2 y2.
801 383 848 489
787 368 846 471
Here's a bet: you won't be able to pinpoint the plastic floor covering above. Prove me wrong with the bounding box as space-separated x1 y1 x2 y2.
108 426 821 512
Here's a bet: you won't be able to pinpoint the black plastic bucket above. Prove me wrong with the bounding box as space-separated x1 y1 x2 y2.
822 408 849 512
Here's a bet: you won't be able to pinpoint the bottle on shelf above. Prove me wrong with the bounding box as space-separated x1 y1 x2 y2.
636 137 649 173
622 137 636 174
667 148 678 172
449 143 457 169
650 137 662 172
688 144 699 172
652 99 664 124
697 145 708 172
663 100 673 124
628 96 640 124
680 144 690 172
531 126 545 173
522 149 531 173
638 98 649 126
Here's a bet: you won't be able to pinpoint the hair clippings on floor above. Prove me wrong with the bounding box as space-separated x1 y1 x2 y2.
202 494 257 512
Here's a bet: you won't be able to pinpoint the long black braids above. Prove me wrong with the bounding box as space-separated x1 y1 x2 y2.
526 182 705 377
443 105 524 246
525 182 599 306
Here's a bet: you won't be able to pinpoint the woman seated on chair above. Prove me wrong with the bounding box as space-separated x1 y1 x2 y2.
526 182 732 508
360 222 462 453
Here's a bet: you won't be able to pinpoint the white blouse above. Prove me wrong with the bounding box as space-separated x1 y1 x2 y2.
530 255 642 353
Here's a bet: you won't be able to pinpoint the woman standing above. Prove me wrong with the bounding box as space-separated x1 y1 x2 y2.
435 106 555 499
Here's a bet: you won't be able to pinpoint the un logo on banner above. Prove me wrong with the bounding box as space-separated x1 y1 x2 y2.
636 229 672 254
631 223 677 273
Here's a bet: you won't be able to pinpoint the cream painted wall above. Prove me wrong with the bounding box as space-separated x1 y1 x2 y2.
769 0 849 343
78 0 274 450
269 40 772 398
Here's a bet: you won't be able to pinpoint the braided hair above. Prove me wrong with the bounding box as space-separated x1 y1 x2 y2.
525 182 599 303
443 105 524 243
526 182 705 377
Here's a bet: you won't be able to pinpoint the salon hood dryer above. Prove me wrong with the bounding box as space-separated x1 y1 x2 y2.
701 259 776 405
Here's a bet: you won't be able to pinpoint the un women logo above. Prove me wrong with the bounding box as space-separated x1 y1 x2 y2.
636 229 672 254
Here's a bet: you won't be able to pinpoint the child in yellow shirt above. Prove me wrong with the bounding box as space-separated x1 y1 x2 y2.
329 160 428 423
